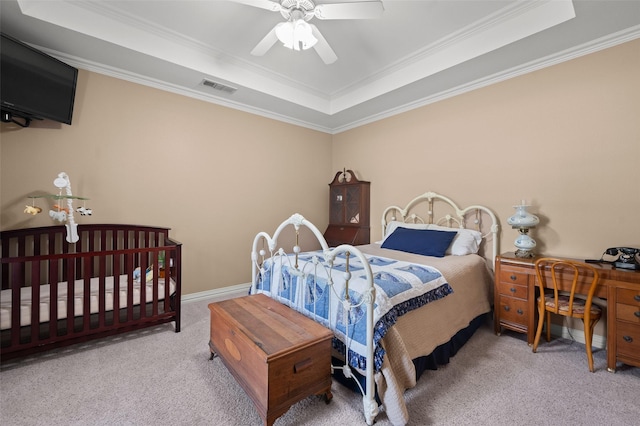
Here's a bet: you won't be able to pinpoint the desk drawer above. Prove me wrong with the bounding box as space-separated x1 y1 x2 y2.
498 295 528 326
497 281 528 299
499 269 530 287
615 322 640 358
616 303 640 324
616 288 640 307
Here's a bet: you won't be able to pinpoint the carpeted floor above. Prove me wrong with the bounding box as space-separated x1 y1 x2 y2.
1 295 639 426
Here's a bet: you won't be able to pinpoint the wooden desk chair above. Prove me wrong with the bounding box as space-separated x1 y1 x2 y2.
532 258 602 372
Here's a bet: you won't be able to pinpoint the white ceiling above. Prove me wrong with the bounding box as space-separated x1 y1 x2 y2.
2 0 639 134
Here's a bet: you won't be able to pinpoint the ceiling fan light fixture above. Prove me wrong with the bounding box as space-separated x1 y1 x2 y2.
275 19 317 51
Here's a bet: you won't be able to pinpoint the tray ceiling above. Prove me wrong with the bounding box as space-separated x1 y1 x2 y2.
1 0 639 133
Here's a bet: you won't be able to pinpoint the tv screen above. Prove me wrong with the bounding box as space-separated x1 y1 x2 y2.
1 33 78 125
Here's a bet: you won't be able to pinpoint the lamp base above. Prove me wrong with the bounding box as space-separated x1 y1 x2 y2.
512 228 536 258
514 248 535 258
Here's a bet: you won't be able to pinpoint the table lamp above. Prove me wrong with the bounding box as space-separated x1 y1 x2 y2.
507 200 539 258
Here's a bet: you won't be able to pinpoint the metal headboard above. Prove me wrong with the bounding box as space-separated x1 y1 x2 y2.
381 191 500 270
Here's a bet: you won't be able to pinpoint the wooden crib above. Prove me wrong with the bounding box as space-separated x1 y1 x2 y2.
1 224 182 361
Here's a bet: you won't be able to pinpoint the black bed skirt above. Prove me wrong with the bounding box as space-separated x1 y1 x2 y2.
332 312 488 398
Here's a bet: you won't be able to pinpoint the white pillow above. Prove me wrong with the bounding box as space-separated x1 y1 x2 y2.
380 221 429 243
428 224 482 255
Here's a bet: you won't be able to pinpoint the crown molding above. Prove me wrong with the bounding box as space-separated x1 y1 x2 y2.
331 26 640 134
37 25 640 135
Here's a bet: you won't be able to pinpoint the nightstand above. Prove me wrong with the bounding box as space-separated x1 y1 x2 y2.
494 253 537 344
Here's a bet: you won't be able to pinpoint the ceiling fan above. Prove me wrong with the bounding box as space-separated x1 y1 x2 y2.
232 0 384 64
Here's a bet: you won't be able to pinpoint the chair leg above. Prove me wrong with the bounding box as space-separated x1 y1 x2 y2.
545 311 551 342
532 304 545 353
584 318 601 373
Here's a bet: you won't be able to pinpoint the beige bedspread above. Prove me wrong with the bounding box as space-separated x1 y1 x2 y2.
357 244 494 425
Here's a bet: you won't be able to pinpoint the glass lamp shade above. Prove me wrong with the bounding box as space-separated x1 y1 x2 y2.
275 20 317 51
507 203 540 228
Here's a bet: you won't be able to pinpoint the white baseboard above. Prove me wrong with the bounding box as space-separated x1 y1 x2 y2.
182 283 250 303
184 289 607 350
550 323 606 349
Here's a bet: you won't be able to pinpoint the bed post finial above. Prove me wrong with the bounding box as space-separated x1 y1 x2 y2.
289 213 305 229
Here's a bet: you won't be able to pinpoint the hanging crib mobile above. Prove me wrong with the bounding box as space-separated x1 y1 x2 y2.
24 172 92 243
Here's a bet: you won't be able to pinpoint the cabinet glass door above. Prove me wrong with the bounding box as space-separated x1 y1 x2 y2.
330 186 344 224
345 186 361 224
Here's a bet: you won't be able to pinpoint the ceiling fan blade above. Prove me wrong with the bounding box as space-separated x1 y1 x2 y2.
230 0 282 12
310 24 337 65
250 26 279 56
314 1 384 20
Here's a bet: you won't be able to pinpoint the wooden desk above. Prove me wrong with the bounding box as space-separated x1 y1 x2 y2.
494 252 640 371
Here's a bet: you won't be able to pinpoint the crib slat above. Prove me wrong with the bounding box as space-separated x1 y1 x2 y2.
30 260 41 342
33 233 41 257
10 274 21 347
48 232 57 281
1 237 8 290
151 250 158 318
66 257 75 335
126 252 135 323
49 258 59 339
98 254 106 329
12 236 26 292
113 251 121 327
82 256 91 333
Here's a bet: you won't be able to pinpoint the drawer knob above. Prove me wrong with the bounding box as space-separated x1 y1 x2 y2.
504 306 510 312
510 275 517 281
634 311 640 318
510 287 516 293
623 335 633 343
517 309 524 315
635 295 640 302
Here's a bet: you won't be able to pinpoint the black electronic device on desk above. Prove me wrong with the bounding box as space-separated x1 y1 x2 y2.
586 247 640 270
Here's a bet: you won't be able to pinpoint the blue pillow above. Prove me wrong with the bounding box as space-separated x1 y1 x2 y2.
381 227 457 257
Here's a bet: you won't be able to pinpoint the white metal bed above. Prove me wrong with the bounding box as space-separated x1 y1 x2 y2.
250 191 499 425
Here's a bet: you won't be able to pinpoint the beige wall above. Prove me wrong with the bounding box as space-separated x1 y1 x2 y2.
1 39 639 297
1 72 333 294
333 39 640 260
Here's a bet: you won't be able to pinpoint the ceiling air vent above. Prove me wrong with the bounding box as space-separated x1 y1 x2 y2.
201 79 237 94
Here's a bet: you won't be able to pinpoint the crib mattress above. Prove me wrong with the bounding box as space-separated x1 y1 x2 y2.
0 275 176 330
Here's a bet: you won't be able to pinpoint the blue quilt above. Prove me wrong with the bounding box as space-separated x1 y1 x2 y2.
254 250 453 372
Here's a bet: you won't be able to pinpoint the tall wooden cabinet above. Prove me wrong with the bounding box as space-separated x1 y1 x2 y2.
323 169 370 247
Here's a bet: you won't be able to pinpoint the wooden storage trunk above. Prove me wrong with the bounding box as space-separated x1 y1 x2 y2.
208 294 333 426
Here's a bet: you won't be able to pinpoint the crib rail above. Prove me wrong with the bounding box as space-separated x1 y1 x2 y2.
0 224 182 361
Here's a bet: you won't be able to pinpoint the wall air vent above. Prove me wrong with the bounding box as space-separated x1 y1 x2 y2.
201 79 237 94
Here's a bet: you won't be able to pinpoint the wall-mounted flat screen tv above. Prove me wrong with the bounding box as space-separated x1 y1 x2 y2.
1 33 78 126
